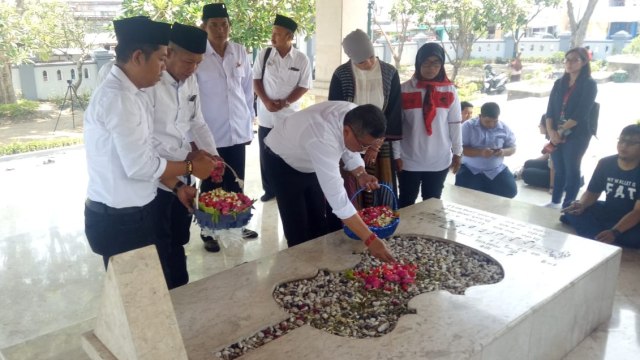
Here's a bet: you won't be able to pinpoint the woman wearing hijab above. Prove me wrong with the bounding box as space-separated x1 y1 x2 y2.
544 47 598 209
392 42 463 208
328 29 402 213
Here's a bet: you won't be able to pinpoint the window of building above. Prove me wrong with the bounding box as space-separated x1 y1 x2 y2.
42 71 48 82
84 68 89 79
57 70 62 80
71 69 76 80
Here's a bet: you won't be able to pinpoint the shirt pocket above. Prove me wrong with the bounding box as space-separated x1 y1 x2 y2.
284 67 302 88
492 135 506 149
233 65 245 80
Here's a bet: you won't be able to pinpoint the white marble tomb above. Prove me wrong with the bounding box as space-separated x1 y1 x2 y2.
82 198 621 360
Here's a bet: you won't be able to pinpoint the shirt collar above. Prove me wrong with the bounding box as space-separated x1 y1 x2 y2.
473 117 504 130
111 65 141 94
160 70 181 88
207 40 234 57
275 46 295 59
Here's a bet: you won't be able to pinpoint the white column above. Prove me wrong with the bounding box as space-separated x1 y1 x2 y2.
312 0 368 102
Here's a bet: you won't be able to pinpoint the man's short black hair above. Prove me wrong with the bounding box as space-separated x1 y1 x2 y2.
480 102 500 118
461 101 473 110
115 43 162 64
344 104 386 138
620 124 640 139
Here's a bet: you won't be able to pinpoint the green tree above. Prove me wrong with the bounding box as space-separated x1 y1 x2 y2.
120 0 315 51
26 2 99 92
428 0 505 80
374 0 427 69
0 0 97 104
566 0 599 48
496 0 561 57
623 35 640 55
0 2 37 104
411 0 529 80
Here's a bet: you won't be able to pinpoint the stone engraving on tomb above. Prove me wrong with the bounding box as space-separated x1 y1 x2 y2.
418 203 571 265
214 235 504 360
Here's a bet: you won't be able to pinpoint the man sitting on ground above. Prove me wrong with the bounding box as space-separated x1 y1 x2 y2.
561 124 640 248
455 102 517 198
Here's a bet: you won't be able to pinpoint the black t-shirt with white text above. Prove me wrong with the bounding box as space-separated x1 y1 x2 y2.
587 155 640 222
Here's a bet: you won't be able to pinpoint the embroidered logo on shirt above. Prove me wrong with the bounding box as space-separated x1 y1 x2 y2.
401 92 422 109
435 91 454 108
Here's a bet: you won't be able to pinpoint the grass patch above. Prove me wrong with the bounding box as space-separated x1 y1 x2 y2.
455 77 482 101
0 100 39 119
0 137 83 156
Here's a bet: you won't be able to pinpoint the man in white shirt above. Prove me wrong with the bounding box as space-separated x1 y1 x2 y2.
264 102 395 263
148 23 220 288
196 3 258 250
84 17 215 272
253 14 312 203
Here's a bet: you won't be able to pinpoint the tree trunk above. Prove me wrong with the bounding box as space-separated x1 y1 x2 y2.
73 59 84 92
0 62 17 104
567 0 600 48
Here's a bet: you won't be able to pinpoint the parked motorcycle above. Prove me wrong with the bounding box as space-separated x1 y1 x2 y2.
482 64 508 95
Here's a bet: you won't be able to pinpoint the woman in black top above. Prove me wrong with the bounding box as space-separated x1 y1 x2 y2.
544 47 597 208
327 29 402 227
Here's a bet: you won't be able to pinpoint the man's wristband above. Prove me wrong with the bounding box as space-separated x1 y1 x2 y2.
610 228 622 238
364 233 376 247
172 180 185 194
185 160 193 176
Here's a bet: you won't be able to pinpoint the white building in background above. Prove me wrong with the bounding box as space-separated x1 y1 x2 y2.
11 50 114 101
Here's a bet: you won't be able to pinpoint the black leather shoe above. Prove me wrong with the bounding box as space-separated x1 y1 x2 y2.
203 238 221 253
242 228 259 239
260 193 275 202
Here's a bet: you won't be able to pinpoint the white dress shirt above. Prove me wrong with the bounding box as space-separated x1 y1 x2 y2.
265 101 364 219
148 71 218 192
392 77 463 172
196 41 254 148
253 46 312 128
84 65 167 208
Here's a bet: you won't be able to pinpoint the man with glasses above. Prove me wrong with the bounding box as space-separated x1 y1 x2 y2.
561 124 640 248
196 3 258 252
263 102 395 262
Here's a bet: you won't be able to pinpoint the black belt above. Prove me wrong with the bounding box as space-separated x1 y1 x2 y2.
85 199 143 215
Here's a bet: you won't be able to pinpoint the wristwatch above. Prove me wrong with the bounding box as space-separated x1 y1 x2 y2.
185 160 193 176
610 228 622 238
172 180 185 194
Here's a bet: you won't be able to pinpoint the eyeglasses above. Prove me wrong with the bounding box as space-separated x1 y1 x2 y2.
421 60 442 68
349 126 376 151
354 136 375 152
618 138 640 146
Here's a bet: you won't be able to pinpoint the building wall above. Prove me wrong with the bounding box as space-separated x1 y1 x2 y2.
16 61 102 101
374 38 629 66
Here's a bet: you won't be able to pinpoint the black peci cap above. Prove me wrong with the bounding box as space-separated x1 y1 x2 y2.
273 14 297 33
170 22 208 54
113 16 171 46
202 3 229 21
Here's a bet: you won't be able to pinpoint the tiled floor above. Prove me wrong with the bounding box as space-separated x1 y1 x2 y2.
1 83 640 359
